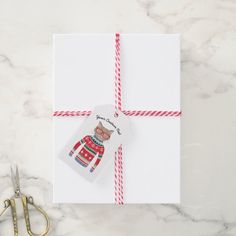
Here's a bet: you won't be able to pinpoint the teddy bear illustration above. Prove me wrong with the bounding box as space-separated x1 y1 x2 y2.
69 121 114 172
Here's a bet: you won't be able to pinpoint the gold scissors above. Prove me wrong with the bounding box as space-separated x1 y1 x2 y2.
0 166 50 236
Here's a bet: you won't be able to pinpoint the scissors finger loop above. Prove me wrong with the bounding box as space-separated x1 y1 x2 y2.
0 200 11 218
22 196 50 236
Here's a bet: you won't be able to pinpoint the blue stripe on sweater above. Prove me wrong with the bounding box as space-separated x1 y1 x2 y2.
75 158 88 167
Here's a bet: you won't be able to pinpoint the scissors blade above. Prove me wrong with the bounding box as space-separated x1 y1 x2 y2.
15 166 20 190
10 165 21 195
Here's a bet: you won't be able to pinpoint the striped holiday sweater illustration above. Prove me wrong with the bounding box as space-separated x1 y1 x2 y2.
69 121 113 172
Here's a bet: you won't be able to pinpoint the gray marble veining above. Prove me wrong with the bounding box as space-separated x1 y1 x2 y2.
0 0 236 235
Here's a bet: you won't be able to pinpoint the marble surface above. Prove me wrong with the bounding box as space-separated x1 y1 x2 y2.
0 0 236 235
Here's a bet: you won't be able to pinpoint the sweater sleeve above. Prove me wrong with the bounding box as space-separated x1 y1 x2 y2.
90 146 104 172
69 135 88 156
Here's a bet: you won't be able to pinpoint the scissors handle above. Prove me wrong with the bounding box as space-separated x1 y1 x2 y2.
0 200 10 217
22 195 50 236
0 199 19 236
0 199 18 235
9 199 19 236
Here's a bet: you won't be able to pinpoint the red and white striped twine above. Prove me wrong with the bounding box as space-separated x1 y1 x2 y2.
114 33 122 112
114 147 124 205
53 110 181 117
53 111 92 116
53 33 181 205
114 33 124 204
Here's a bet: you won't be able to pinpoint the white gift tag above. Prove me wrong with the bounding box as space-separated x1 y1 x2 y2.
59 105 131 181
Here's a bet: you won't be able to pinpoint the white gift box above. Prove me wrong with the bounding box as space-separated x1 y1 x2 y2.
53 34 180 204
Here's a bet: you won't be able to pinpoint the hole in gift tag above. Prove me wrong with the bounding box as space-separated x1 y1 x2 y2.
114 111 119 118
